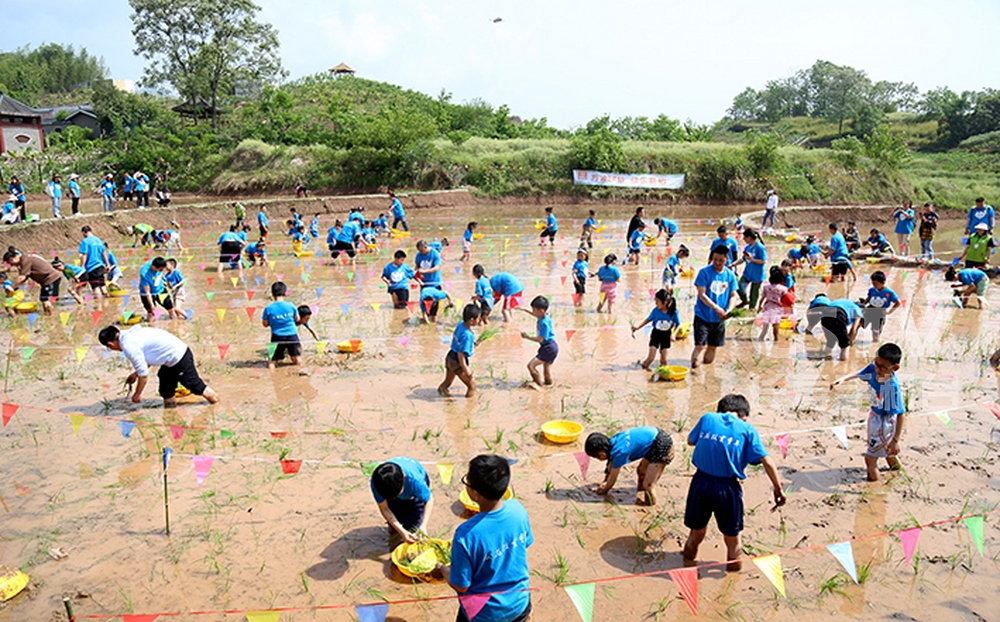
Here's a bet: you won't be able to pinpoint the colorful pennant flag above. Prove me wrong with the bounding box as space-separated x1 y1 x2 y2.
934 411 952 430
266 343 278 359
565 329 576 342
668 567 698 615
315 287 324 299
371 302 381 313
826 541 858 583
280 459 302 475
246 307 257 321
399 337 411 347
170 426 185 441
218 344 230 360
753 554 785 596
964 515 985 556
245 612 280 622
27 313 38 329
230 277 238 287
70 413 85 435
206 292 215 302
2 403 19 427
459 594 491 621
185 309 194 321
831 426 849 449
120 420 135 438
574 451 590 479
775 433 790 459
122 615 160 622
899 527 921 565
355 603 389 622
192 455 215 487
91 310 102 326
436 462 454 485
59 312 71 326
316 341 328 356
246 290 255 301
75 346 88 363
216 308 226 323
360 461 378 477
564 583 595 622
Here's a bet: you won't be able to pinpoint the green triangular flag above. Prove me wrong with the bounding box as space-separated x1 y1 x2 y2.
220 430 234 439
21 347 36 362
964 515 985 556
533 277 540 288
123 311 133 323
206 292 215 301
266 343 277 359
564 583 595 622
360 461 378 477
301 273 310 283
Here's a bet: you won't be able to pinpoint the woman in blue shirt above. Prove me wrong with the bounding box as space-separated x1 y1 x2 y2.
892 201 915 256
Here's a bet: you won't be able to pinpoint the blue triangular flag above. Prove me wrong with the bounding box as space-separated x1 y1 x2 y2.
163 447 173 469
27 313 38 328
316 287 324 299
294 260 300 268
506 458 519 466
356 603 389 622
455 266 462 274
131 279 138 289
185 309 194 321
826 541 858 583
120 420 136 438
122 295 131 308
66 250 73 258
255 276 261 287
341 303 350 315
624 290 632 302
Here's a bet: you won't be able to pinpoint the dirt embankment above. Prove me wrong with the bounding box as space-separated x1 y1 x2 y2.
0 189 474 253
743 204 966 230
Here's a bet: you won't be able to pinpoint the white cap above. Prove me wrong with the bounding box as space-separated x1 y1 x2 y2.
975 222 989 230
766 189 775 195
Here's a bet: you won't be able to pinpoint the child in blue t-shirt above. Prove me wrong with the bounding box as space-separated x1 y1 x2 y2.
662 245 690 291
51 259 85 304
439 304 482 398
309 215 320 240
539 206 557 246
295 305 318 341
584 426 674 506
830 342 905 481
461 221 477 262
631 288 681 370
164 258 186 315
945 266 989 308
245 238 268 267
261 281 301 369
518 295 557 387
382 250 415 310
866 229 894 256
471 264 494 323
580 209 597 249
420 286 451 323
627 221 647 265
860 271 900 342
572 249 589 305
596 253 621 314
370 457 434 543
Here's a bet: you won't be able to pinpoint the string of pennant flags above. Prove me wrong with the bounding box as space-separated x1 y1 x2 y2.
71 506 994 622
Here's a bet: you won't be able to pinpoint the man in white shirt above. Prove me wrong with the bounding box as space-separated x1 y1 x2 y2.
763 189 778 230
99 325 220 406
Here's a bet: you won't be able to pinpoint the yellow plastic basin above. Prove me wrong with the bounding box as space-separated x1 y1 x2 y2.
460 488 513 514
541 420 584 444
391 539 451 581
391 229 411 238
644 237 658 247
294 250 315 258
121 314 142 325
337 339 363 353
674 322 692 339
657 365 689 381
785 234 797 242
779 318 795 330
15 302 38 313
0 565 28 602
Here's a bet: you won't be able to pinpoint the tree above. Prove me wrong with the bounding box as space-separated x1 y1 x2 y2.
129 0 285 129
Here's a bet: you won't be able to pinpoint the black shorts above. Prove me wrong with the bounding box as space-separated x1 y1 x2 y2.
86 266 106 289
536 340 559 364
387 496 427 532
389 287 409 308
861 307 887 333
39 279 61 301
643 429 674 464
141 292 174 313
478 300 492 317
683 470 744 537
422 297 440 317
693 316 726 347
330 240 356 259
831 261 850 276
819 308 850 349
271 334 302 360
649 328 672 350
219 241 242 264
259 225 268 238
157 348 207 398
574 279 586 295
445 350 470 373
966 260 987 269
123 191 133 200
540 228 556 240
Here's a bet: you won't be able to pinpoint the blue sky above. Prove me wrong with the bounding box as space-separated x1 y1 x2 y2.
5 0 1000 128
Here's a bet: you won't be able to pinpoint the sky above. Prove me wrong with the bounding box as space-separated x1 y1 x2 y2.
4 0 1000 129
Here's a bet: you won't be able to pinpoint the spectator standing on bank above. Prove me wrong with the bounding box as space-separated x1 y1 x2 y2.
46 173 63 218
99 174 116 212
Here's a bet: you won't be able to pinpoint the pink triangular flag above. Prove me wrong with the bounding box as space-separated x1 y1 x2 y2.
565 329 576 342
91 310 102 326
459 594 492 621
560 275 567 286
218 344 230 360
398 336 411 347
775 433 790 459
192 455 215 486
899 527 921 565
2 403 18 427
170 426 185 440
985 401 1000 421
574 451 590 479
246 307 257 321
668 567 698 615
122 615 160 622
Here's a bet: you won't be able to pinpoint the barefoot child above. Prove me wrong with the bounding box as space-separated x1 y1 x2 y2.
439 304 481 397
631 288 680 369
164 258 186 317
860 271 900 342
488 271 524 322
420 287 451 323
627 221 647 265
371 458 434 544
539 206 557 246
518 295 558 387
945 266 988 309
381 250 415 309
296 305 319 341
137 257 175 321
51 259 86 304
662 245 689 291
262 281 301 369
596 253 621 314
757 267 788 341
830 343 906 481
580 209 597 249
805 294 862 361
585 426 674 506
571 249 589 305
471 264 494 323
460 221 477 262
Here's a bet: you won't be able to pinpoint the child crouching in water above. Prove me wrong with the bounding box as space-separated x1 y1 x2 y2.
585 426 674 506
757 266 789 341
631 288 680 370
439 304 481 397
662 245 690 291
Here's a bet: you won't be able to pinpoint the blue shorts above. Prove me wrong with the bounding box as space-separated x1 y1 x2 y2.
683 470 744 537
536 340 559 364
387 497 427 532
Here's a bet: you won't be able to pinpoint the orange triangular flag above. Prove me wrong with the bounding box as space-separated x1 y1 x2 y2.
668 567 698 615
565 329 576 341
246 307 257 321
91 310 102 326
246 290 255 301
2 403 18 426
218 344 230 360
207 277 215 287
281 459 302 474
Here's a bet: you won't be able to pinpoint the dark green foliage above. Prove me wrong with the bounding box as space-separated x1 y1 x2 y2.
0 44 107 105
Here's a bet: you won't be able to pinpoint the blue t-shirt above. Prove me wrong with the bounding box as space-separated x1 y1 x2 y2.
391 198 405 219
164 269 184 289
545 213 557 231
262 300 299 337
415 249 442 287
828 298 862 323
596 265 621 283
100 180 115 197
490 272 523 296
421 287 448 302
787 247 803 261
217 231 241 245
62 263 85 279
450 500 533 622
609 426 659 469
48 181 62 198
78 236 107 272
246 243 265 258
689 412 768 479
310 218 320 238
829 232 850 262
629 229 646 251
464 228 473 243
237 230 248 242
785 273 795 290
475 276 494 308
584 217 597 228
349 212 365 224
967 204 995 231
958 269 986 286
572 260 588 280
693 265 738 323
894 209 915 235
370 457 431 504
336 221 360 244
536 315 555 344
68 180 80 198
857 363 905 417
807 243 823 256
123 176 133 192
451 322 475 357
658 219 678 235
868 233 890 249
867 286 899 309
2 201 14 215
382 261 415 290
139 261 164 294
645 307 680 332
664 254 681 277
742 241 767 283
258 210 268 227
710 238 739 265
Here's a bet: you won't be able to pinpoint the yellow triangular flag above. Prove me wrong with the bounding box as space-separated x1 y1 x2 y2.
75 346 88 363
316 341 327 356
371 302 381 313
216 308 226 323
70 413 85 435
753 554 785 596
245 611 281 622
231 276 238 287
78 461 94 479
437 462 454 485
59 312 71 326
454 298 463 309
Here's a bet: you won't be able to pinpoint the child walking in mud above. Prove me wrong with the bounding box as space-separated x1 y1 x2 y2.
631 288 681 370
518 295 558 388
829 342 906 481
439 304 482 398
596 253 621 314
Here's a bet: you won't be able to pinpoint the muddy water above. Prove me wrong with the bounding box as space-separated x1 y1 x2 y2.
1 204 998 621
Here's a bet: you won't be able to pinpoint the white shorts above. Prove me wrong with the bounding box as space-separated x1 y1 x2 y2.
462 239 472 253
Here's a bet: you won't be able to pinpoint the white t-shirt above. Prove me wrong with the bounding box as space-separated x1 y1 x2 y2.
119 326 188 377
766 195 779 210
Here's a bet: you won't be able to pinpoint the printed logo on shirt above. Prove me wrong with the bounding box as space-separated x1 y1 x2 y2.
709 280 729 295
